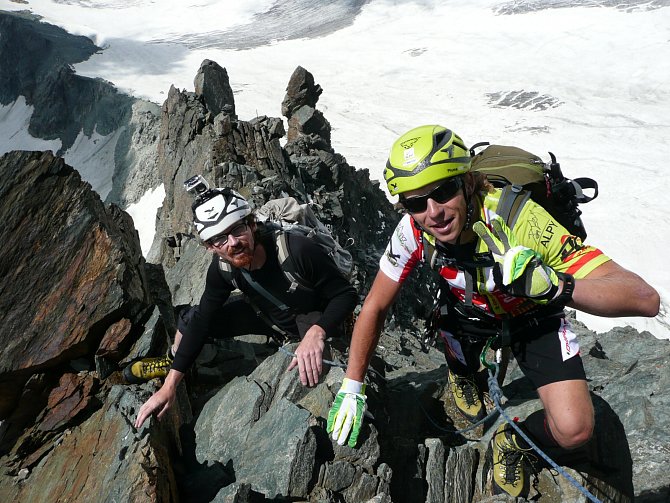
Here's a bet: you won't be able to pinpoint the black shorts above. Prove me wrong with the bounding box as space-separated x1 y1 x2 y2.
440 313 586 389
509 315 586 388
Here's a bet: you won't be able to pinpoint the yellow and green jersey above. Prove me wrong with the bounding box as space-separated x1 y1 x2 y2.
379 189 610 318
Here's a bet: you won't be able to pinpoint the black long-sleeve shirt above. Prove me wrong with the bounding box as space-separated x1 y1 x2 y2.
172 229 358 372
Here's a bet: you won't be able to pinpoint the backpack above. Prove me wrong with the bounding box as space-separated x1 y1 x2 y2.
421 143 598 309
469 143 598 240
218 196 353 306
255 196 354 290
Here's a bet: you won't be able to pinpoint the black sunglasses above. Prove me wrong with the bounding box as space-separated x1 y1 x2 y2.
400 177 464 213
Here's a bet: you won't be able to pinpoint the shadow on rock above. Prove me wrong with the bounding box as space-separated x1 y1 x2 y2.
174 422 235 502
568 393 634 502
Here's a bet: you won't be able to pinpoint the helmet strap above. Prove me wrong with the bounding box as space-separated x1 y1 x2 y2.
456 188 475 245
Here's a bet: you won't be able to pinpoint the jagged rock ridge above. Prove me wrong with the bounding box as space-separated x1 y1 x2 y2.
0 36 668 503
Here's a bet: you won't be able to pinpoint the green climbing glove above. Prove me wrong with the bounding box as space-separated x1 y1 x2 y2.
326 378 367 448
473 217 560 303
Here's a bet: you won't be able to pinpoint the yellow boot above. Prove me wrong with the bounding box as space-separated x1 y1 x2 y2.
491 423 535 498
123 349 174 384
447 369 485 423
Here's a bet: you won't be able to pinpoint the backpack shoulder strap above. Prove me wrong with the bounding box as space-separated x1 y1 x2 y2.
238 268 292 312
218 243 292 312
275 230 313 293
423 231 478 307
422 233 437 268
218 258 239 289
496 185 532 231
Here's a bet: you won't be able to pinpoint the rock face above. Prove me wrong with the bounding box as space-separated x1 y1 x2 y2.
0 151 148 379
0 58 668 503
0 11 130 152
0 11 161 207
0 150 188 501
193 59 236 118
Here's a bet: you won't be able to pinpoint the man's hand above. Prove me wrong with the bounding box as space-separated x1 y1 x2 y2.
287 324 326 387
473 217 560 302
327 378 367 448
134 372 182 428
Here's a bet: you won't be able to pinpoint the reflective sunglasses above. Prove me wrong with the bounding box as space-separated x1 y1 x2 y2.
208 222 248 248
400 176 464 213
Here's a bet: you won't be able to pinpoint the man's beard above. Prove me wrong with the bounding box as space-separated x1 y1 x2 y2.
226 245 254 269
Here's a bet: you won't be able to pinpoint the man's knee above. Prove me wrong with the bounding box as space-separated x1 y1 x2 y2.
550 414 594 450
176 305 196 334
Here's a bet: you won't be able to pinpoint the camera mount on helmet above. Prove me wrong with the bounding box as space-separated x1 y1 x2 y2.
184 174 216 204
184 176 252 242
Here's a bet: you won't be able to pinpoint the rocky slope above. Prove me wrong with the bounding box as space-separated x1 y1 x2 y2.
0 10 161 206
0 57 668 502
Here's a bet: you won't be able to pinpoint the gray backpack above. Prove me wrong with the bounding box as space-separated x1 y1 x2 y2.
218 197 353 312
255 197 354 291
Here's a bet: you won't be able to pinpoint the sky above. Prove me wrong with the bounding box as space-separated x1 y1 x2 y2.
3 0 669 338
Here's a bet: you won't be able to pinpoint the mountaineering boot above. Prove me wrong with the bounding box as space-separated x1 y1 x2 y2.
491 423 535 498
123 348 174 384
447 369 486 422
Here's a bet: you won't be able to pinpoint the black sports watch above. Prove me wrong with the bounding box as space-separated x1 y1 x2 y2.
553 272 575 307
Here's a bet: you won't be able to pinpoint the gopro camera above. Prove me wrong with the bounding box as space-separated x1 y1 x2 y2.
184 175 211 197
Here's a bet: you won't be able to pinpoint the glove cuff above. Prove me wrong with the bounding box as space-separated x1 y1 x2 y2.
341 377 366 395
538 280 560 301
533 266 560 302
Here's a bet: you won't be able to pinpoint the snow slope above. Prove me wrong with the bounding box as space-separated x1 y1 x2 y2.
3 0 669 337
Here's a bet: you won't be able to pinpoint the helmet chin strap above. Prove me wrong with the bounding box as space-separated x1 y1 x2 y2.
456 189 475 245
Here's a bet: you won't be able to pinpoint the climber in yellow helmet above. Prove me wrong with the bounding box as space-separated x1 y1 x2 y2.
327 125 659 497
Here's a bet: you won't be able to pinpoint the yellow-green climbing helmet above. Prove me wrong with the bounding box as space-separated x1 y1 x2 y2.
384 125 470 196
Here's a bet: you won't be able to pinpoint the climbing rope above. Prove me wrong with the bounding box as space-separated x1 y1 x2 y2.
485 364 602 503
418 398 498 436
280 340 603 503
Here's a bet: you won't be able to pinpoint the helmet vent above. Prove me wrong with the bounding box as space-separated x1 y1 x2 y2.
434 130 447 147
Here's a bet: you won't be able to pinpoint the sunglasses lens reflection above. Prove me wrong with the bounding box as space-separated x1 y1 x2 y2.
402 177 462 213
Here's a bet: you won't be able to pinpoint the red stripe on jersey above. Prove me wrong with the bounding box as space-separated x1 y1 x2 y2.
399 246 423 283
396 218 425 283
566 249 603 276
439 266 458 280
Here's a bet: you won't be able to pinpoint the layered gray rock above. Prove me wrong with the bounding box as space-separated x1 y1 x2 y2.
194 348 388 502
194 59 236 118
